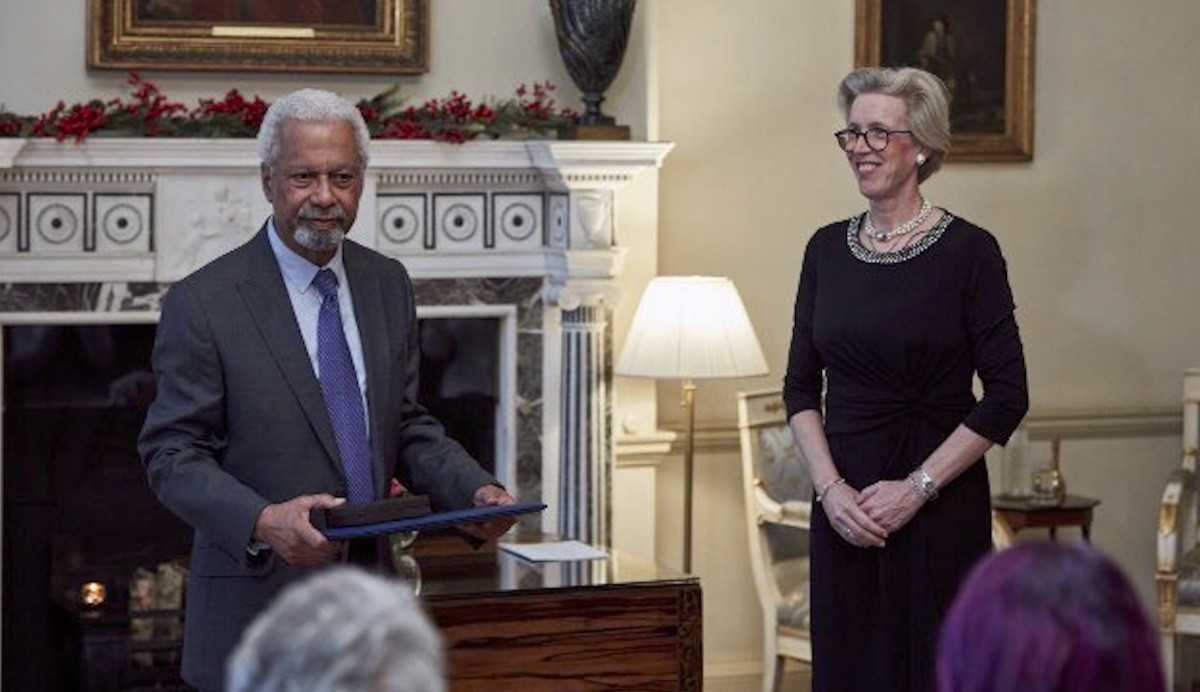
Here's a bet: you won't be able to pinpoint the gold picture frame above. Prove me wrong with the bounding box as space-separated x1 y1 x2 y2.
89 0 428 74
855 0 1034 162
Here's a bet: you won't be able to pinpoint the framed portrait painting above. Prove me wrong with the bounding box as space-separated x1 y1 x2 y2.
89 0 428 74
855 0 1034 162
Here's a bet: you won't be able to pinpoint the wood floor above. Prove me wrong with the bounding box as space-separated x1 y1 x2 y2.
706 664 812 692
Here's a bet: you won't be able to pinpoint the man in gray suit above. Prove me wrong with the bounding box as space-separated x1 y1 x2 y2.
138 88 514 691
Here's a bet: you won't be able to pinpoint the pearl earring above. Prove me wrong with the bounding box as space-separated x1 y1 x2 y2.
916 153 927 166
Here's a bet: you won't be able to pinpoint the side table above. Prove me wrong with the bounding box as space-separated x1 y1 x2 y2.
992 494 1101 541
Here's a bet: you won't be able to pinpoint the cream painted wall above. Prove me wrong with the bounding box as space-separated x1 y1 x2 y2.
654 0 1200 677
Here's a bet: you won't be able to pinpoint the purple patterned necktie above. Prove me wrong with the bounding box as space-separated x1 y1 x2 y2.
312 269 375 504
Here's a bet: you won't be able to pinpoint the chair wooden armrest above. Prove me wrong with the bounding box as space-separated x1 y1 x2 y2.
990 510 1015 549
1159 466 1197 576
751 482 811 529
1158 439 1200 689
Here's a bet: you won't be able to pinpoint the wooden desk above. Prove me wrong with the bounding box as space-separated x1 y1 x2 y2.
992 495 1101 541
406 534 702 691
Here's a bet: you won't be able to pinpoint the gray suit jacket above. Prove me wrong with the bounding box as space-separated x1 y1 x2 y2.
138 226 495 690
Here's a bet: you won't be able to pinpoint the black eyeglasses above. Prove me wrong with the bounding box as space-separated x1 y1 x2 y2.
833 127 913 152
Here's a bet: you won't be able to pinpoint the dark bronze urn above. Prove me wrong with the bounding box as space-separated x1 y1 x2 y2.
549 0 637 136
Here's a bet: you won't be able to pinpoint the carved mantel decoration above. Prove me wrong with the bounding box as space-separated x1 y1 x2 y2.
0 138 673 546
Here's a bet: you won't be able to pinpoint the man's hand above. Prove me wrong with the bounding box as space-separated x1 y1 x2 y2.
253 494 346 566
473 484 516 506
456 484 518 545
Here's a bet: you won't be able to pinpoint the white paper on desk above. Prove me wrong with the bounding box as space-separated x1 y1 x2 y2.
500 540 609 562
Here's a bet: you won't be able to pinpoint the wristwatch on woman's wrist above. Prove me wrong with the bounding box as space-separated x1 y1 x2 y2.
908 467 938 502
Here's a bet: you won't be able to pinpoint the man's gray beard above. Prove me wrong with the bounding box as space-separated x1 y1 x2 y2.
294 224 344 253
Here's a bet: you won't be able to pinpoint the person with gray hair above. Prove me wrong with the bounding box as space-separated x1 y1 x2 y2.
256 88 372 172
227 567 445 692
782 66 1028 691
139 87 514 691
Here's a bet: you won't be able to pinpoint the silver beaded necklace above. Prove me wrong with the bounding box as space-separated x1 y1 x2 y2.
863 199 933 242
847 211 953 265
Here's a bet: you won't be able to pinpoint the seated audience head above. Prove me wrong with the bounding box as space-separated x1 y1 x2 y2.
937 541 1164 692
226 566 444 692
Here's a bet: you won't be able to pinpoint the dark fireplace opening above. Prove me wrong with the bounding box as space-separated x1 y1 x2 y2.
2 316 502 690
2 323 189 691
418 317 501 476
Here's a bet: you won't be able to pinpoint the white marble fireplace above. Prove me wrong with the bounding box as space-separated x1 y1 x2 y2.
0 136 672 546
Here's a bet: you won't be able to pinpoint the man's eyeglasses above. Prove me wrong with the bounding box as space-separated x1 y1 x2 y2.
833 127 913 152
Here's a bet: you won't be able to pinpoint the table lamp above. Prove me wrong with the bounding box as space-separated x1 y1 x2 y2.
615 276 768 572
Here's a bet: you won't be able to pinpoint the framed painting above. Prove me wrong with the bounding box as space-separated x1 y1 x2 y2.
88 0 428 74
855 0 1034 162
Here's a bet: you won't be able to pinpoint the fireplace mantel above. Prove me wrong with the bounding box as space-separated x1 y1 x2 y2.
0 137 673 548
0 138 671 283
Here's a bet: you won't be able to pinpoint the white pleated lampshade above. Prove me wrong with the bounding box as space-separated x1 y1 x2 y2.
615 276 768 380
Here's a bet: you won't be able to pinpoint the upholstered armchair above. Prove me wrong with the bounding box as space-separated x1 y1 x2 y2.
737 389 813 692
1157 368 1200 690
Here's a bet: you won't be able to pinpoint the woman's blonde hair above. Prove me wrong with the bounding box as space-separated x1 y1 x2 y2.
837 67 951 183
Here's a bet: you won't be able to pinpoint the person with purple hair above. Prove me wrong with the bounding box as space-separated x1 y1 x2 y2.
937 541 1165 692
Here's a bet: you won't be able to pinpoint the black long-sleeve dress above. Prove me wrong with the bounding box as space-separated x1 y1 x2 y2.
783 212 1028 692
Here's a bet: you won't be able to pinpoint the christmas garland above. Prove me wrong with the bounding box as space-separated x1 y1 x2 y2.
0 73 576 143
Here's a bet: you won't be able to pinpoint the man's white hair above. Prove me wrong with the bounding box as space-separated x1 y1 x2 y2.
256 88 371 169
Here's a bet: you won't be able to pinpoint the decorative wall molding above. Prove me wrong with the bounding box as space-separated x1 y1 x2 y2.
378 171 543 187
0 170 156 186
614 429 675 467
662 406 1183 458
0 139 672 286
1022 406 1181 441
0 139 27 168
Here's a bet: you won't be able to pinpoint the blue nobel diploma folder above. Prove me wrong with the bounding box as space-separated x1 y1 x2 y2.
320 502 546 540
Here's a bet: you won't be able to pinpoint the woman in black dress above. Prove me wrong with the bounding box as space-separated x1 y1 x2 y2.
783 67 1028 692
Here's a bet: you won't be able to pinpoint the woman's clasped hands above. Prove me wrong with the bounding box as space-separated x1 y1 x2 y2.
820 481 887 548
822 478 927 548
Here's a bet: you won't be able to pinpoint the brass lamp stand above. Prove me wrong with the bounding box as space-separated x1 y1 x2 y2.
680 379 697 572
615 277 768 575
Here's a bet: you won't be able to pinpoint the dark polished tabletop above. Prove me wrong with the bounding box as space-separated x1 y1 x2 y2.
992 494 1100 512
392 531 695 599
